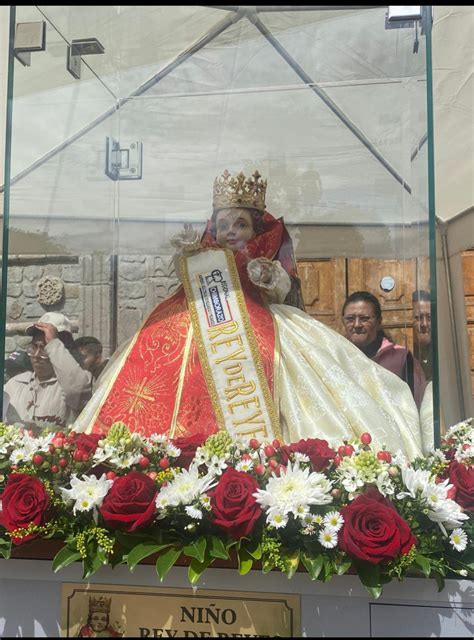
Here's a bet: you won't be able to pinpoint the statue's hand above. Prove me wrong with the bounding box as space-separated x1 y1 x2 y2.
170 223 202 254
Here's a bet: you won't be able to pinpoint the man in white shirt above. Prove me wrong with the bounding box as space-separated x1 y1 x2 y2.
3 312 92 428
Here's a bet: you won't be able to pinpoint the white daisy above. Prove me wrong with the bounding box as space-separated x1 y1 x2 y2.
319 527 338 549
235 459 254 473
323 511 344 532
267 510 288 529
449 528 468 552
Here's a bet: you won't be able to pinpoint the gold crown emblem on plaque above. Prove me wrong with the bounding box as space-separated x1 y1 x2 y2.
213 169 267 212
89 596 111 614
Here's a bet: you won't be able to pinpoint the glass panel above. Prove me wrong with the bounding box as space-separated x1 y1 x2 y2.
2 5 118 428
1 6 437 455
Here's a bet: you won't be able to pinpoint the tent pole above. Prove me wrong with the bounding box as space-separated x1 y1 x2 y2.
250 15 412 195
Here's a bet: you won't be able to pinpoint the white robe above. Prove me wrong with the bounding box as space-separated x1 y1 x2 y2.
73 257 425 459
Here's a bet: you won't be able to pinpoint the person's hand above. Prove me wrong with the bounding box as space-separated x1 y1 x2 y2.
33 322 58 344
170 223 201 253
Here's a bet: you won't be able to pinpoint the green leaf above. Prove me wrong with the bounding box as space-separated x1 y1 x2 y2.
335 559 352 576
414 554 431 578
116 531 158 550
52 545 82 572
365 585 383 599
243 539 262 560
355 560 382 596
208 536 230 560
127 543 172 572
237 548 253 575
188 553 214 585
283 549 300 579
301 552 324 581
322 557 334 582
156 547 182 582
0 537 11 560
261 558 274 574
183 537 207 563
83 547 107 579
432 571 445 593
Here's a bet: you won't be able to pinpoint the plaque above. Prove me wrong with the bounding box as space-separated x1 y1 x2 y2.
61 583 301 638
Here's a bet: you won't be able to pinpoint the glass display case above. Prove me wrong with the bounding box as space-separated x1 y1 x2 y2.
1 6 438 450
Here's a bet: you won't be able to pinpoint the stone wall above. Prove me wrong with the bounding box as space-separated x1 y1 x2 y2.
4 253 179 358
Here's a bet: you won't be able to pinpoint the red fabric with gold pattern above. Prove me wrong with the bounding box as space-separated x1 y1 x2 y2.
90 212 286 438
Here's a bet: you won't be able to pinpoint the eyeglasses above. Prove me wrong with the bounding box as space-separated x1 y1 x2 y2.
26 345 49 359
342 315 376 326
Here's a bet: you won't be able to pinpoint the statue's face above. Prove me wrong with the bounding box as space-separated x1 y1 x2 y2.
90 612 108 632
413 300 431 347
215 208 256 251
343 300 381 348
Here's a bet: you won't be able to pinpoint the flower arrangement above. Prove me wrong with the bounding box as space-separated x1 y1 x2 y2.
0 419 472 598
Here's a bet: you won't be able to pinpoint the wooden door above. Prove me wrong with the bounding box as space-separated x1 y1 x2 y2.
297 256 430 349
297 258 347 332
348 258 419 350
461 249 474 395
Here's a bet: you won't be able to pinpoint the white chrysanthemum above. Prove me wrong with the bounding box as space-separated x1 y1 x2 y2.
148 433 168 444
254 461 333 523
267 509 288 529
313 514 324 525
449 528 468 552
9 449 28 464
319 527 338 549
8 431 55 463
60 473 113 515
165 443 181 458
185 505 203 520
397 466 433 499
323 511 344 532
156 465 216 510
293 452 310 464
235 459 254 472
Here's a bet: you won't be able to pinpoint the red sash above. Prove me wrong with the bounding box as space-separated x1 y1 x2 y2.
89 212 288 438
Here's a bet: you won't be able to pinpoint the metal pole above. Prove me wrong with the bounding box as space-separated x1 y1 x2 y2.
0 10 244 193
439 221 467 417
250 15 412 194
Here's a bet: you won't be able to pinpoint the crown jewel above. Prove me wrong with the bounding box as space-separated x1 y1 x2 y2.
89 596 111 614
213 170 267 212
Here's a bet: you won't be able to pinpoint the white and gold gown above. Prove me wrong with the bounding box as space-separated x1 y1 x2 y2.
73 256 425 460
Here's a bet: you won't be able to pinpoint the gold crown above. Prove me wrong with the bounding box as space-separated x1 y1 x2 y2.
213 170 267 212
89 596 111 614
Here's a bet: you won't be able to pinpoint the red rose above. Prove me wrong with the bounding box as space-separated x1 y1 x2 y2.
209 469 262 540
339 488 416 564
0 473 50 544
99 471 157 532
280 438 336 471
75 432 103 457
449 461 474 511
172 433 207 469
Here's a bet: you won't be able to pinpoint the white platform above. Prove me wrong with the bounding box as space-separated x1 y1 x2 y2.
0 558 472 637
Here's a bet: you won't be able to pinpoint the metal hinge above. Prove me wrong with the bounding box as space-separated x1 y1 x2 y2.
105 137 143 181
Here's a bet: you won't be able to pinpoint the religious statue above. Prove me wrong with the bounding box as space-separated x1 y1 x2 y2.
77 596 123 638
74 170 425 458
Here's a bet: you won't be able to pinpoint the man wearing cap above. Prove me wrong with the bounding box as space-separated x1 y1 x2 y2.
3 312 92 428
